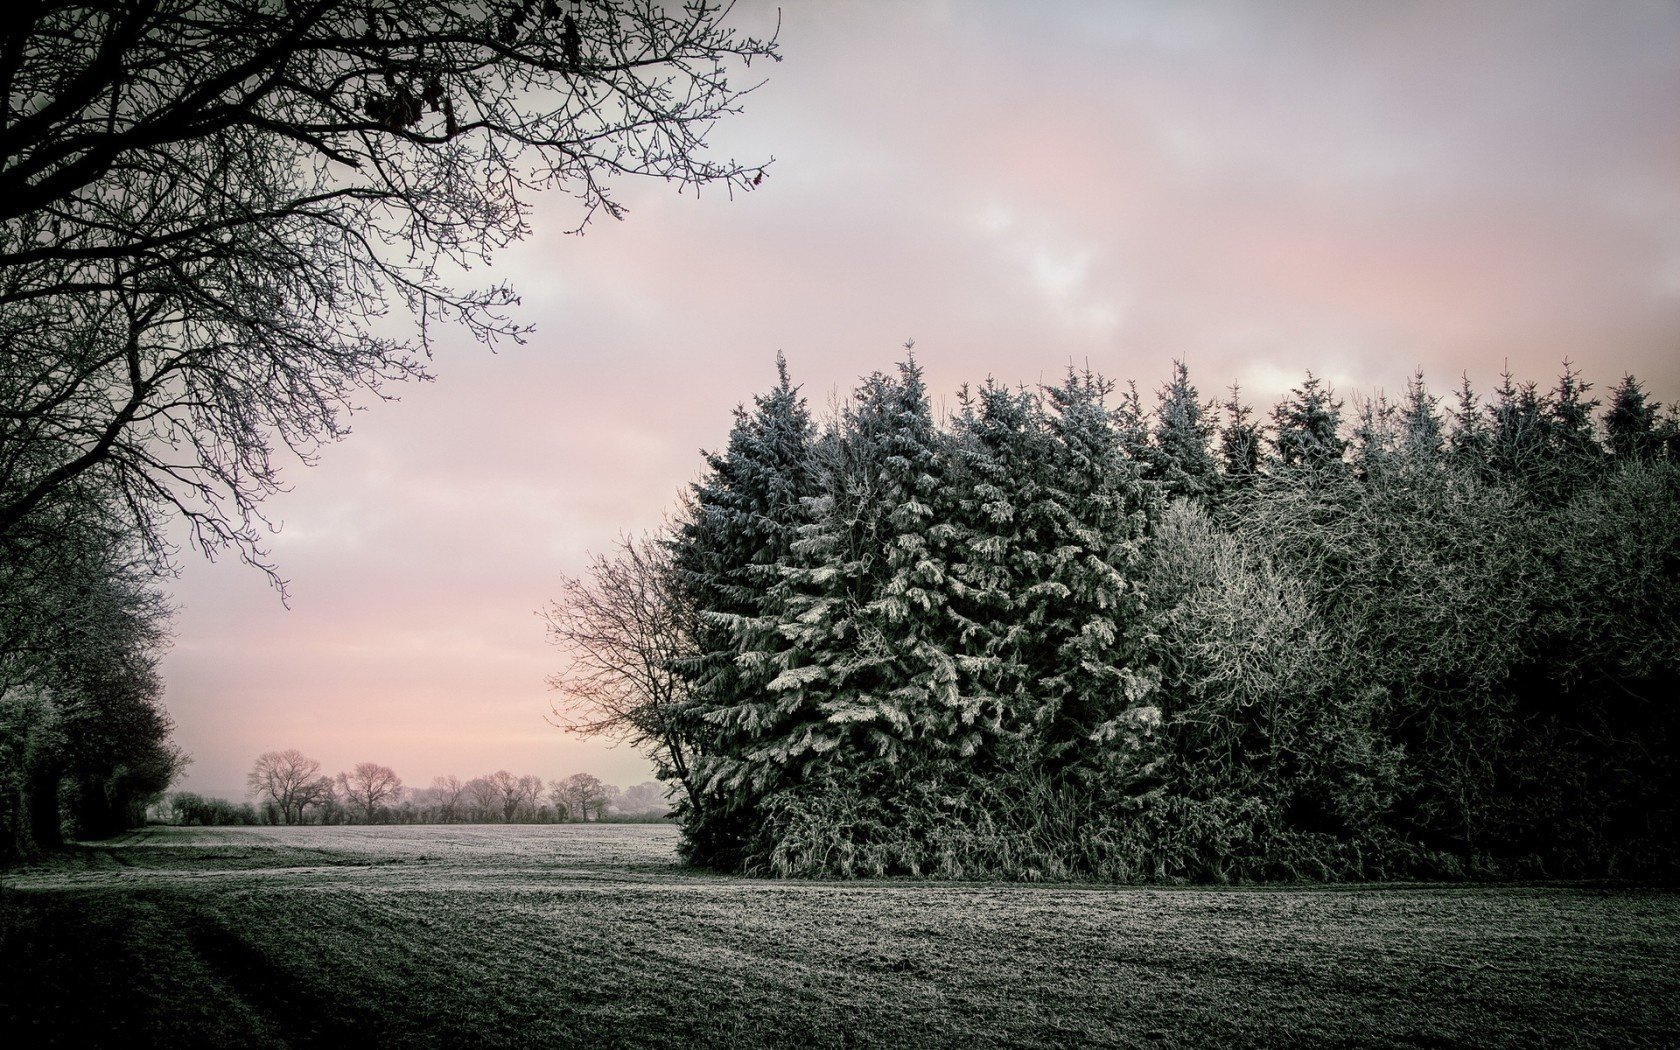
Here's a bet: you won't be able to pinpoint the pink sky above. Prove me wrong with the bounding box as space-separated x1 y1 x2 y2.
163 1 1680 800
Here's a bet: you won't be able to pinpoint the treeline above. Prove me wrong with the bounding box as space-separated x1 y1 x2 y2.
0 505 183 860
561 353 1680 880
187 749 670 826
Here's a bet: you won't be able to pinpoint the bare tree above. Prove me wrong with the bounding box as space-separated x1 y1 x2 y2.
555 772 611 822
485 769 521 822
433 774 465 823
546 777 573 822
0 1 779 583
620 780 668 817
337 761 403 823
296 775 338 824
544 531 701 814
247 749 323 825
516 774 546 821
464 775 501 823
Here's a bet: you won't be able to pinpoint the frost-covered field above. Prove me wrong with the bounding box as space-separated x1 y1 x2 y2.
3 825 1677 1048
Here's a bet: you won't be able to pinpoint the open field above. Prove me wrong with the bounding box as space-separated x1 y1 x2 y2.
2 825 1677 1048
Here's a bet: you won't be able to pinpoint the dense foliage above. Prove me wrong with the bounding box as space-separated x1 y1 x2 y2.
0 506 180 859
648 356 1680 879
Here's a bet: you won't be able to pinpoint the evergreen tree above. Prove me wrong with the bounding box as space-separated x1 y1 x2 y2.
1605 374 1660 461
1487 368 1550 486
1270 372 1346 470
1218 384 1263 485
1150 361 1221 503
1350 393 1398 480
1548 360 1601 466
1447 375 1491 469
669 354 816 866
716 355 962 869
1399 370 1445 462
1036 370 1158 780
943 381 1057 765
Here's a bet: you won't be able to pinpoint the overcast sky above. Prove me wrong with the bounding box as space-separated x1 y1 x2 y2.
164 1 1680 800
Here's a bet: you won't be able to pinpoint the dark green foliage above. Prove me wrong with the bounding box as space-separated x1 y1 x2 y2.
1 490 182 859
1606 374 1662 461
1217 383 1262 485
166 793 261 826
1270 372 1346 470
665 357 1680 880
1448 374 1492 467
720 356 967 872
1149 361 1222 503
670 354 818 867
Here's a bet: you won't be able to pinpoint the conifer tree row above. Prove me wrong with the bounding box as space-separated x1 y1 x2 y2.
568 354 1680 879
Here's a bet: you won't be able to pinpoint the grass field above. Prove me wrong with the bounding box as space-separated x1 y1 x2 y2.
2 825 1676 1048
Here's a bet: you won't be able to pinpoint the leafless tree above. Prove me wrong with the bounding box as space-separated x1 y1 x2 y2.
544 531 700 814
464 774 501 822
486 768 521 822
246 749 324 825
554 771 610 821
515 773 546 821
433 773 465 822
554 772 581 823
296 774 338 823
337 761 403 823
0 1 779 585
619 780 667 816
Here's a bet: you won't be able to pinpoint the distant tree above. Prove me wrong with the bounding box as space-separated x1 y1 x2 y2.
546 779 573 822
298 776 338 824
338 762 402 824
247 749 324 825
465 776 500 823
432 775 465 823
516 775 546 822
169 792 258 827
620 781 668 816
486 769 520 823
556 773 611 822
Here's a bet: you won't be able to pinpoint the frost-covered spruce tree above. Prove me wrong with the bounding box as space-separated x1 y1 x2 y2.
1150 360 1222 504
741 355 976 874
1035 371 1161 790
1218 384 1264 488
942 381 1060 766
1271 372 1347 471
1398 371 1446 462
669 354 816 867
